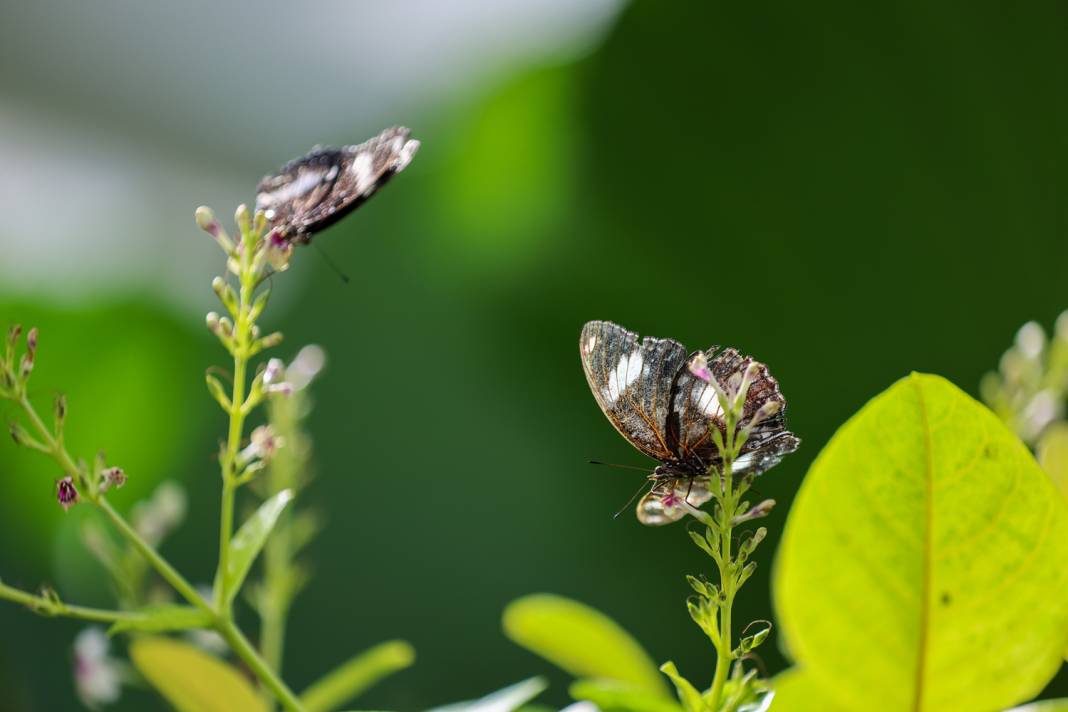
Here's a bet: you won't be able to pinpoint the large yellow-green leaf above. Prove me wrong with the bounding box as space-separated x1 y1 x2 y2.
1037 423 1068 502
774 373 1068 711
771 669 845 712
130 637 266 712
503 594 669 698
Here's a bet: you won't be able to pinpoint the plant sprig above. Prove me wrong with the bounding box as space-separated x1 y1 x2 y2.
675 357 780 712
0 206 307 711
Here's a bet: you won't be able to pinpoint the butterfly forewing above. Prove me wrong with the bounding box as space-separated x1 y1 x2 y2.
580 321 685 462
256 126 419 242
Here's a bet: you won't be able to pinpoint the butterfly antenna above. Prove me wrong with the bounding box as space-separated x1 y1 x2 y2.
313 243 351 284
589 460 650 472
613 479 653 520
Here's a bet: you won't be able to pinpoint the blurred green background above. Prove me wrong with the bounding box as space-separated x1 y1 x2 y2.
2 0 1067 709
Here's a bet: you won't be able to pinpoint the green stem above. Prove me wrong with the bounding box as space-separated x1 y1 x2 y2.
707 470 735 710
0 581 140 624
216 257 253 613
708 406 743 712
218 618 305 712
16 392 209 613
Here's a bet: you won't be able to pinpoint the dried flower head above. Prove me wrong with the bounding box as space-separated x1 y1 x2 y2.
56 476 79 511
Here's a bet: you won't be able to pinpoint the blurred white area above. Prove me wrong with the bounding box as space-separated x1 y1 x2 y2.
0 0 621 315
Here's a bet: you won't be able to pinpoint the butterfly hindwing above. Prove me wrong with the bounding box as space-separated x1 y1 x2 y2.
670 347 799 475
580 321 685 463
256 126 419 242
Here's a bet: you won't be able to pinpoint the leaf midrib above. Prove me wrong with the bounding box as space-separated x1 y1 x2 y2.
911 373 934 712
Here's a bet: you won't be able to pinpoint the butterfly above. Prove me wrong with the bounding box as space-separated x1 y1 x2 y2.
256 126 420 243
579 320 799 525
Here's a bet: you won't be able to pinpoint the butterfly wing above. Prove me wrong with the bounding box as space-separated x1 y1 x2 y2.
671 347 799 476
256 126 420 242
580 320 686 463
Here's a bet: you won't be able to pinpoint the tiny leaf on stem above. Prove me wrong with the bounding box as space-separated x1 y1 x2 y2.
214 489 294 606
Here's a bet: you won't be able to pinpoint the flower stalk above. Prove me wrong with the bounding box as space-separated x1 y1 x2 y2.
683 359 778 712
0 205 307 712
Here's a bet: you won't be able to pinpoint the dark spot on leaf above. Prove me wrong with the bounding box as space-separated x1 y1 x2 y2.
941 592 952 606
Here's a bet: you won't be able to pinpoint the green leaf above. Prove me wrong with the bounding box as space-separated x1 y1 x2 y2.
427 677 547 712
108 604 211 634
569 679 684 712
215 489 294 605
129 636 266 712
503 594 669 698
1008 701 1068 712
1038 422 1068 502
774 373 1068 711
300 640 415 712
770 669 846 712
657 662 704 712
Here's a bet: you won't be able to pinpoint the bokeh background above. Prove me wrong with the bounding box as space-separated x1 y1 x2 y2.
2 0 1067 709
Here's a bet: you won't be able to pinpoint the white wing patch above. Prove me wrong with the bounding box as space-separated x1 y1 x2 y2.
693 384 724 418
351 152 374 194
605 350 644 405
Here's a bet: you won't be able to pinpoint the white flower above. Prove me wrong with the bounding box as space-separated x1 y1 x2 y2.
287 345 326 391
73 628 122 708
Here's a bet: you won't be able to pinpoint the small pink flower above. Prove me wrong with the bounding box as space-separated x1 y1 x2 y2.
688 353 712 383
56 476 79 511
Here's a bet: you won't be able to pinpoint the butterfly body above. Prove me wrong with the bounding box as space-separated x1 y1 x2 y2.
256 126 419 243
579 320 799 524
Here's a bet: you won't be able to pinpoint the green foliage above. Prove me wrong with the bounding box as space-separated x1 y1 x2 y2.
106 604 211 634
0 300 208 554
503 594 669 698
774 373 1068 711
214 489 293 606
658 662 704 712
570 679 684 712
300 641 415 712
1038 423 1068 502
130 636 266 712
426 677 548 712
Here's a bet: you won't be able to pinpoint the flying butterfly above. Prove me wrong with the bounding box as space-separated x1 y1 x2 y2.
256 126 420 243
579 320 799 525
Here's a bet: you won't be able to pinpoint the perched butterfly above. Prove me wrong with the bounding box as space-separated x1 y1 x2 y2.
256 126 420 243
580 320 799 525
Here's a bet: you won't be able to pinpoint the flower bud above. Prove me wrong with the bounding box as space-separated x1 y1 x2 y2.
56 477 79 511
748 400 781 427
195 206 219 236
54 394 67 426
235 204 251 236
259 332 284 349
19 353 34 380
217 317 234 338
26 327 38 356
688 352 712 383
6 323 22 350
100 467 127 492
206 312 221 334
211 277 237 314
732 498 776 525
195 206 235 252
10 422 28 446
